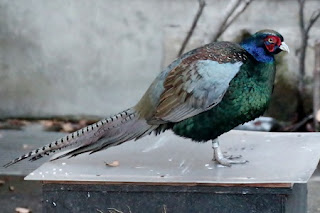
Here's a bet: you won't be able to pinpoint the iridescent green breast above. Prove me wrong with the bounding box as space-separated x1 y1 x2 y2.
172 61 275 142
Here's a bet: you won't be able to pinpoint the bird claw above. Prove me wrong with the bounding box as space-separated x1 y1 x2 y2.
212 140 248 167
222 153 242 160
212 155 248 167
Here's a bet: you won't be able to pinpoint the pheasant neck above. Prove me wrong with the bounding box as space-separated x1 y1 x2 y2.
240 40 274 63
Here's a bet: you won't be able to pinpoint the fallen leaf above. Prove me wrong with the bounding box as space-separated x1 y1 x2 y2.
15 207 31 213
41 120 54 127
22 144 30 149
61 123 74 132
42 120 63 132
105 161 120 167
9 186 15 191
8 119 28 127
0 121 23 130
79 119 88 126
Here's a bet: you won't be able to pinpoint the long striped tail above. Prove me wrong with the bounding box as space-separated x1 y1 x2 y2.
3 108 156 168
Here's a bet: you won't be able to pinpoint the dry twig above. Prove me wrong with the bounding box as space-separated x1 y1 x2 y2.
162 205 167 213
107 208 124 213
178 0 253 56
306 9 320 34
313 41 320 130
296 0 320 122
211 0 254 42
178 0 206 56
284 114 313 132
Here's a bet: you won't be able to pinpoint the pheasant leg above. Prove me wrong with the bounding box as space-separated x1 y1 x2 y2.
212 139 248 167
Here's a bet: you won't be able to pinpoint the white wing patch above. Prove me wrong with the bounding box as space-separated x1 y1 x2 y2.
153 59 243 123
192 60 243 108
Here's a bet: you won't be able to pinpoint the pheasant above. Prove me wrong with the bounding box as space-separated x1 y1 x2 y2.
4 29 289 168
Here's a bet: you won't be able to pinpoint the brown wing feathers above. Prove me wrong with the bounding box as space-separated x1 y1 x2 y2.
153 42 247 123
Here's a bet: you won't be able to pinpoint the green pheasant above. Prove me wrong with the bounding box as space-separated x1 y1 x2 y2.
4 29 289 168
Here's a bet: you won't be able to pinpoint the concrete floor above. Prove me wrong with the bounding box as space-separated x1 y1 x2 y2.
0 175 42 213
0 125 319 212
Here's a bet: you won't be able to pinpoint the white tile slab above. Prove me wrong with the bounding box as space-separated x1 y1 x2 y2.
25 130 320 184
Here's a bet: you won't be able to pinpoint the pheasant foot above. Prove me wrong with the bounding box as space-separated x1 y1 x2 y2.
212 139 248 167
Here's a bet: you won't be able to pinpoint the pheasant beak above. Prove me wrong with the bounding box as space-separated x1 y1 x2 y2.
279 42 290 53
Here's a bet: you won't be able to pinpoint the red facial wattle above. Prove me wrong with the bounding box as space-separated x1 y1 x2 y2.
265 43 275 52
264 35 282 53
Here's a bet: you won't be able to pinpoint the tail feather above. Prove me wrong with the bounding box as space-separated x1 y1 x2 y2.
52 119 157 160
4 108 155 168
90 123 157 154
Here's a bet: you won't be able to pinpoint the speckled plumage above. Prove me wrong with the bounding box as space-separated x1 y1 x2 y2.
4 30 288 167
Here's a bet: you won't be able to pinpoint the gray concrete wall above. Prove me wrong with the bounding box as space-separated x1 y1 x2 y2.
0 0 319 118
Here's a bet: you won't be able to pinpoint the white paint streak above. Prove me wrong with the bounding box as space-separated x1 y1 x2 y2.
141 137 167 153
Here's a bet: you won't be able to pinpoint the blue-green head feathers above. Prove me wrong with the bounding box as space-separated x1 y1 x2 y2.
240 30 287 63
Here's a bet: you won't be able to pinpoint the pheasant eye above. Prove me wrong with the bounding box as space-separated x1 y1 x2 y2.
268 38 274 43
